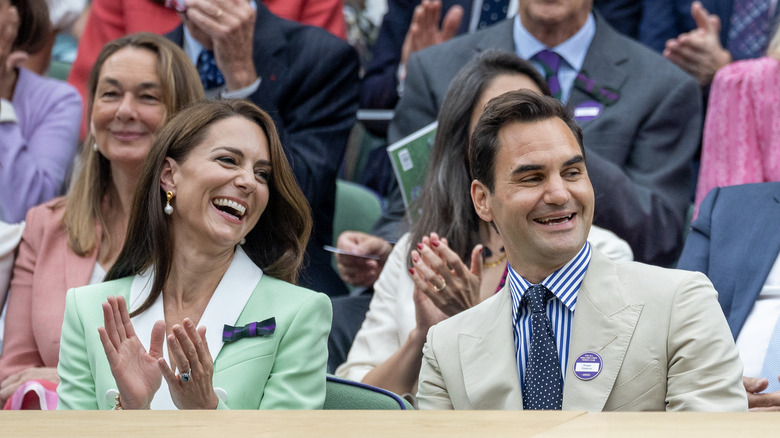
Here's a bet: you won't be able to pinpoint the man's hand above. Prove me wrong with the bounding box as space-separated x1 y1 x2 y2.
743 376 780 411
663 1 731 86
399 0 463 81
182 0 258 91
335 231 393 287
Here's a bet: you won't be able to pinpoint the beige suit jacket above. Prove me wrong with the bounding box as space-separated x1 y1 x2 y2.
417 249 747 411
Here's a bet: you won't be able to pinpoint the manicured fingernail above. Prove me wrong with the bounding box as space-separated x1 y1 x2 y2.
409 267 415 276
432 239 440 247
412 254 419 263
417 243 424 250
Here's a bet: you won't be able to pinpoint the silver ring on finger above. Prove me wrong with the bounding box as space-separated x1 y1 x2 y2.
432 278 447 292
179 370 191 382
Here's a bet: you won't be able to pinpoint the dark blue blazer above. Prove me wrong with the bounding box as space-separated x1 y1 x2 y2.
677 182 780 338
594 0 643 38
168 4 360 296
639 0 733 53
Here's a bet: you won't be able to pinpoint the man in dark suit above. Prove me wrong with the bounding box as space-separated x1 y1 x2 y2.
349 0 700 269
678 182 780 410
167 0 360 296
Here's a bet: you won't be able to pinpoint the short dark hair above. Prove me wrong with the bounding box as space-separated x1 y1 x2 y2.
12 0 49 54
469 90 584 192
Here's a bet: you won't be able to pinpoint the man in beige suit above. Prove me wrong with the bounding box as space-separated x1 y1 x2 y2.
416 90 747 411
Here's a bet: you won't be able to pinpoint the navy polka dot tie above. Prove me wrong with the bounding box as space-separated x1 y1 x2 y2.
522 284 563 410
197 49 225 90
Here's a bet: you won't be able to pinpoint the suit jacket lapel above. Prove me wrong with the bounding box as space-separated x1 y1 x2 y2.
200 247 262 361
250 4 287 114
64 222 100 290
562 250 643 411
166 24 184 47
458 288 523 409
568 13 629 112
128 248 261 365
477 18 515 53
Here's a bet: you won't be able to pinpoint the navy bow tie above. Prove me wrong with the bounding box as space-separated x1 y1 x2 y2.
222 317 276 343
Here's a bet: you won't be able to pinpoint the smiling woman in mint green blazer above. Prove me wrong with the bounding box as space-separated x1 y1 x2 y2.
57 100 332 410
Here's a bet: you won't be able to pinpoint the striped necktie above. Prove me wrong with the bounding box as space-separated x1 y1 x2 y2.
534 50 562 100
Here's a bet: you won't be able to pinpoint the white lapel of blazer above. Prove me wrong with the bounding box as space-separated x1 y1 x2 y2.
562 249 643 411
199 246 262 362
128 247 261 366
458 288 523 409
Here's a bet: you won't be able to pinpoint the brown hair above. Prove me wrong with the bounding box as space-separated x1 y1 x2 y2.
62 32 204 256
106 100 312 317
469 89 584 193
11 0 49 54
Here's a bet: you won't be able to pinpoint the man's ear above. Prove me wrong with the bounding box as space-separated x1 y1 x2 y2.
160 157 179 193
471 179 494 223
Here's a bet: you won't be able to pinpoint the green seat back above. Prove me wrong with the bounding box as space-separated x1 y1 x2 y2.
323 375 414 410
333 179 383 241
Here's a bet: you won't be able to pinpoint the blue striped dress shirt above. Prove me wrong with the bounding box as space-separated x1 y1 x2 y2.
509 243 592 392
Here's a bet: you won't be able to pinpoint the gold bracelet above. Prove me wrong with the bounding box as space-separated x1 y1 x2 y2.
113 392 123 410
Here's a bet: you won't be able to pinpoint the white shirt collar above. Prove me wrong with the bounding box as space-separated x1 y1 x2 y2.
513 12 595 73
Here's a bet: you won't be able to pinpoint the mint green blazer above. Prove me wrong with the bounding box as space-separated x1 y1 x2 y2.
56 274 332 410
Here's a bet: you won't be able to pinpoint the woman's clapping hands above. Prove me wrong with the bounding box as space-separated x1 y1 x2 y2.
409 232 483 317
98 296 218 409
157 319 219 410
98 296 163 410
